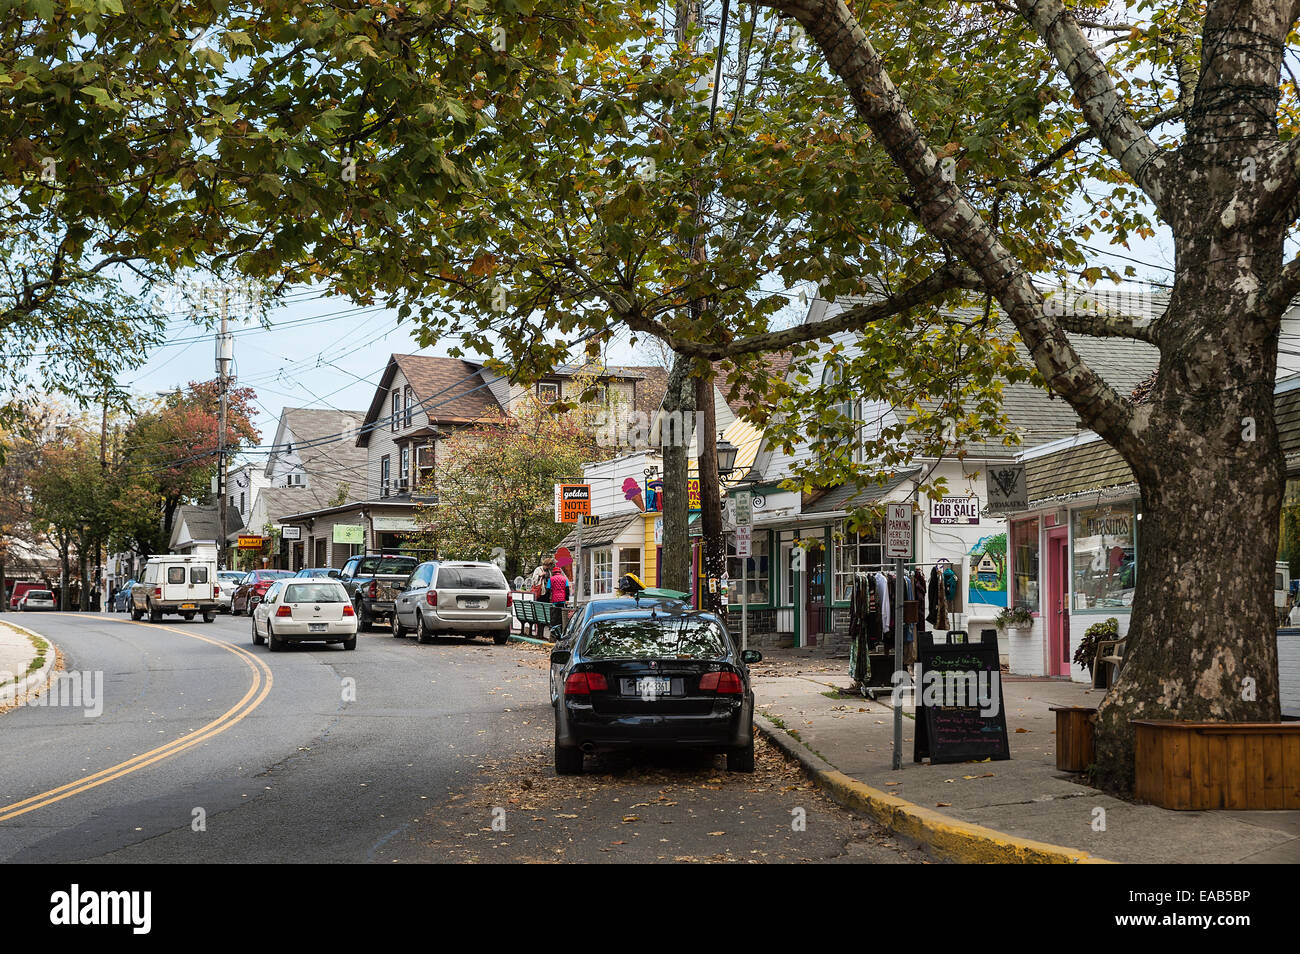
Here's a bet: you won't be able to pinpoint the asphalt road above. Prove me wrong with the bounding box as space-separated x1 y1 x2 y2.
0 612 925 864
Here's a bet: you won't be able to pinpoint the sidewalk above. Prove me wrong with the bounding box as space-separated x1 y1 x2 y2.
751 650 1300 863
0 619 57 709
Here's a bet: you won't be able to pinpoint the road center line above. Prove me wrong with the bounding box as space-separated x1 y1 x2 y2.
0 616 273 822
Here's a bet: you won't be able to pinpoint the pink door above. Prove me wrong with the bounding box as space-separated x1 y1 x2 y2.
1047 530 1071 676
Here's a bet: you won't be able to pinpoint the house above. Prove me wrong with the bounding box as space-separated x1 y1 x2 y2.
277 354 668 566
225 408 369 570
169 505 220 557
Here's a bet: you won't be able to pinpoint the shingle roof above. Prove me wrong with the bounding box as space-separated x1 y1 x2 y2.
803 469 921 515
172 505 219 544
394 354 503 424
1025 386 1300 503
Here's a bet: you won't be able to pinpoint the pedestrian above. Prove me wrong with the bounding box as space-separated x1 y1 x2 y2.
526 559 554 637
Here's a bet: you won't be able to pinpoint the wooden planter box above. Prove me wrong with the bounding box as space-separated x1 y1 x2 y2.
1132 720 1300 810
1050 706 1097 772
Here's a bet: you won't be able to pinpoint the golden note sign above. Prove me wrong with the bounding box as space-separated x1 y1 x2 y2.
554 483 592 523
237 535 264 550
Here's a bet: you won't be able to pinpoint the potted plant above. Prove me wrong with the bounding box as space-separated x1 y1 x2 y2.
994 605 1034 631
1073 616 1119 676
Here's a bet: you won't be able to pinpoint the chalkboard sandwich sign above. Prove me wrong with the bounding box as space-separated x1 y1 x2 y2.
913 628 1011 765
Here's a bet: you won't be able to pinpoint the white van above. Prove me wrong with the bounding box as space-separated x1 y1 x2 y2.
132 555 219 623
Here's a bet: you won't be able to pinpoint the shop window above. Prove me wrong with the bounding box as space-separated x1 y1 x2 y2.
617 547 641 583
1011 518 1040 612
1071 504 1137 610
592 549 614 595
779 531 797 606
834 520 883 601
726 534 770 605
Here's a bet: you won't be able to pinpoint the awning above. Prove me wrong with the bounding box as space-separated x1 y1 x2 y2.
557 512 642 550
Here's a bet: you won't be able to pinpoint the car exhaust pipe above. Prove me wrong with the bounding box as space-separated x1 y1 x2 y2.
581 742 595 753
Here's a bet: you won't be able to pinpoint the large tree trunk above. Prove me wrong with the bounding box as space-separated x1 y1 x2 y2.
1095 218 1287 790
660 353 695 592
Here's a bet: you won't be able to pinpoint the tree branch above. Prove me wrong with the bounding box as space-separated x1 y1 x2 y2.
1011 0 1172 210
744 0 1143 457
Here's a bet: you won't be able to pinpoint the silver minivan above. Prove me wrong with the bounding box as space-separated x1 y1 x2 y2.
392 561 512 645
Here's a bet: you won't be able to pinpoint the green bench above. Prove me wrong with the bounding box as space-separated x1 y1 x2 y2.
515 599 564 630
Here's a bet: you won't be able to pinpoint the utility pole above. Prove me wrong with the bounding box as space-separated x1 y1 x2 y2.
215 288 233 572
100 390 108 615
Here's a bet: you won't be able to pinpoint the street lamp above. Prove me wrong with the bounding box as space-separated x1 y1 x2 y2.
715 436 738 477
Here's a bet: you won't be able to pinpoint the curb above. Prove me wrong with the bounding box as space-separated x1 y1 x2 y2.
0 619 61 709
755 717 1113 864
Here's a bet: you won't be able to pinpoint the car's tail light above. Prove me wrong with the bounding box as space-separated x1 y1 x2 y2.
699 671 743 694
342 604 355 617
213 586 220 599
426 589 438 607
507 591 513 606
154 587 161 598
276 605 293 617
368 580 377 598
563 671 609 695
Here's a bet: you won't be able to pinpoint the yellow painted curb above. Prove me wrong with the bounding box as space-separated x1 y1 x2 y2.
757 721 1115 864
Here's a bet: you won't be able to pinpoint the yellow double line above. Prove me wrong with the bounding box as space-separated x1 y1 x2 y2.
0 617 273 822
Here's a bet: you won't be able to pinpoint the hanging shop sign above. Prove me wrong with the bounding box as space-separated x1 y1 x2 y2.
930 495 981 525
554 483 592 523
280 525 301 541
236 535 264 550
985 463 1028 513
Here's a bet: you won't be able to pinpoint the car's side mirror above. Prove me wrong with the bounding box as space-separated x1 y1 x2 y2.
550 650 571 665
741 650 763 665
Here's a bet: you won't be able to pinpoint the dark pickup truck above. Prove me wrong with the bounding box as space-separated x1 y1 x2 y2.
337 554 419 631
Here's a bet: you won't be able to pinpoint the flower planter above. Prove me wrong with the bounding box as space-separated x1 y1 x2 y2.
1050 706 1097 772
1132 720 1300 810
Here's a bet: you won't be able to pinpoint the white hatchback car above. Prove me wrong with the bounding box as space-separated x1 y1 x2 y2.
251 578 358 652
18 590 55 611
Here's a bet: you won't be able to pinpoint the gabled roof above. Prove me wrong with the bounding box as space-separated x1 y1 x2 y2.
358 355 504 446
169 505 220 549
265 408 368 506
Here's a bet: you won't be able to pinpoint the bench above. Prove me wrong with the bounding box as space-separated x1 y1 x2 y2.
514 598 565 633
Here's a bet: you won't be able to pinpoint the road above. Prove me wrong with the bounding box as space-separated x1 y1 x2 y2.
0 612 925 863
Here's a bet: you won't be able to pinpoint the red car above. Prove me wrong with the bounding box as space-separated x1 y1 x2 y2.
230 570 294 616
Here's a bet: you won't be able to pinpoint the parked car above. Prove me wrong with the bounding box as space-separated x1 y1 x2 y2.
230 569 294 616
250 578 358 651
551 606 762 775
337 554 419 631
294 567 341 579
214 570 246 613
8 581 47 610
391 561 511 645
131 555 218 622
111 581 137 613
547 595 688 705
17 589 56 611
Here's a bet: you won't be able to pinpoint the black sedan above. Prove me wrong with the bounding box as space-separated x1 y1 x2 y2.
548 595 687 705
551 606 762 775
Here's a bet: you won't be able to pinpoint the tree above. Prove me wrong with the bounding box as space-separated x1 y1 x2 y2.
114 381 259 556
29 427 113 610
0 1 638 412
411 398 607 579
736 0 1300 790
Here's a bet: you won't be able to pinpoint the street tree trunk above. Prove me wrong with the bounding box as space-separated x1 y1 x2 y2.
660 353 696 592
753 0 1297 790
696 365 726 615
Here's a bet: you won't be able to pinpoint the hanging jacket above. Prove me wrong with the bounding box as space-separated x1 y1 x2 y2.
927 566 940 625
913 569 927 635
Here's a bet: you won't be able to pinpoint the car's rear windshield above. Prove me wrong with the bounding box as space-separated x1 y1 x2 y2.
259 570 294 579
284 583 347 603
357 557 418 575
28 591 52 599
435 566 507 590
581 617 728 660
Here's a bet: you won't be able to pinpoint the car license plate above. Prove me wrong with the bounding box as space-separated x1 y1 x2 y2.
309 623 327 633
623 677 672 697
181 603 196 610
463 599 484 608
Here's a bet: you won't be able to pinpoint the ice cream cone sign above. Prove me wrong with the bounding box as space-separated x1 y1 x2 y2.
622 477 645 512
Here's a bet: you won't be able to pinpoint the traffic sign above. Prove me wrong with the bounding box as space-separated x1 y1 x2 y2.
885 503 912 560
734 524 752 557
733 491 753 527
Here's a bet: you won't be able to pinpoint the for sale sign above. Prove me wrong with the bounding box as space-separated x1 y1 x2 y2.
554 483 592 523
930 495 980 525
